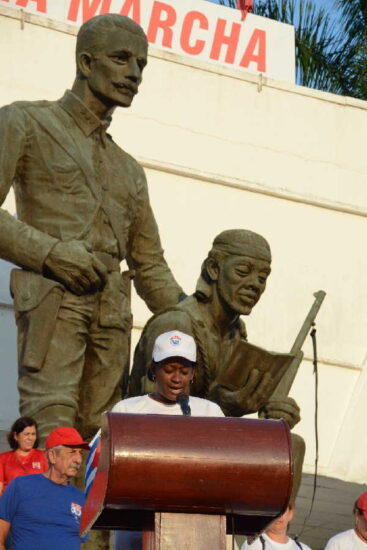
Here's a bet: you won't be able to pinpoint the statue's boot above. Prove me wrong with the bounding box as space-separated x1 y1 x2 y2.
83 529 112 550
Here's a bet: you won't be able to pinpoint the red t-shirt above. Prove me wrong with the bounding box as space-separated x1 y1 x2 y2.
0 448 48 491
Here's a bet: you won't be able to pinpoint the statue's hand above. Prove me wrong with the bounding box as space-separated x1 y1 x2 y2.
43 240 108 295
210 369 277 417
259 396 301 429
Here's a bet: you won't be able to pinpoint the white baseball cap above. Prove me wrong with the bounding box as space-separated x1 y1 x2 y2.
152 330 197 363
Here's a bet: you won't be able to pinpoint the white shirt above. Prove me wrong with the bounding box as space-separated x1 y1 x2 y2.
324 529 367 549
111 393 224 550
241 533 311 550
111 393 224 416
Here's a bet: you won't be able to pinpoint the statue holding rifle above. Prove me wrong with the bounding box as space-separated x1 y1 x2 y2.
129 229 326 501
129 229 297 420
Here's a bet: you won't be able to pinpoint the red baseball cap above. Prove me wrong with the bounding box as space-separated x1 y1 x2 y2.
356 491 367 522
45 427 89 450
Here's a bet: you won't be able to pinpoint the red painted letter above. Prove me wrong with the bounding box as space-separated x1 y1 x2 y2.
180 11 208 56
147 1 176 48
240 29 266 72
15 0 47 13
67 0 112 23
210 18 241 64
119 0 140 24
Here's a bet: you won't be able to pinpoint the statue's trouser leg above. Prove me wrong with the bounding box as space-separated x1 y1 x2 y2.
76 316 129 442
79 296 129 550
84 530 112 550
17 286 129 445
290 433 306 506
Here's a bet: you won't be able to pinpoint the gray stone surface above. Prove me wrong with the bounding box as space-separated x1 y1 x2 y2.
0 430 7 452
236 473 367 550
290 473 367 549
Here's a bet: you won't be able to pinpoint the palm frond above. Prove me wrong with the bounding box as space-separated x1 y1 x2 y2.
255 0 341 92
209 0 367 100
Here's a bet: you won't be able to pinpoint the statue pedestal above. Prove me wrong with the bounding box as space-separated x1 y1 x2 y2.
143 513 226 550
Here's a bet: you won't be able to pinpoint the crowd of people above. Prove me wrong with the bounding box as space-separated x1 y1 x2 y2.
0 330 365 550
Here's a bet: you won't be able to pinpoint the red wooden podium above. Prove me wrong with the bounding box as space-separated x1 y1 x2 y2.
81 412 292 549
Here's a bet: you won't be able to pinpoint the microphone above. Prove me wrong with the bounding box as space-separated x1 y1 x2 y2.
177 393 191 416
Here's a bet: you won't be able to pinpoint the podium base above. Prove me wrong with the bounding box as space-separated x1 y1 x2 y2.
143 512 227 550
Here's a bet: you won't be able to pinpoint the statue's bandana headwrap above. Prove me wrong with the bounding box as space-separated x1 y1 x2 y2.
212 229 271 262
195 229 271 301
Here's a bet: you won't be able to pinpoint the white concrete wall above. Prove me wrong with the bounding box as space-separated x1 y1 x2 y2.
0 260 19 429
0 7 366 482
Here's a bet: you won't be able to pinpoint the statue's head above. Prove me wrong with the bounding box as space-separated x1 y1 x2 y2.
75 14 148 108
195 229 271 316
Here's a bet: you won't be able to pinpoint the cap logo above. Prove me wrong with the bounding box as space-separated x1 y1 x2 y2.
169 334 182 346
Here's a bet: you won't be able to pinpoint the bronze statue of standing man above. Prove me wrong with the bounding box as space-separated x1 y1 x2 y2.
0 14 183 443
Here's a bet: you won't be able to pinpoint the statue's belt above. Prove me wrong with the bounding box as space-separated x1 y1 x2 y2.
94 251 120 273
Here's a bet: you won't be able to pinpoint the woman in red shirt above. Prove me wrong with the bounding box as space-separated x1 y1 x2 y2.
0 416 48 495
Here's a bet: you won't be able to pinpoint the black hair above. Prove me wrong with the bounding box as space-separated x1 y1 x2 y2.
354 504 364 515
7 416 39 450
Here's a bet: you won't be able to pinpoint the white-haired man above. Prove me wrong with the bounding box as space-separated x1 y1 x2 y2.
0 427 89 550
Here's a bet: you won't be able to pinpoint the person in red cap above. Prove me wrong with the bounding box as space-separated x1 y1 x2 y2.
324 491 367 549
0 427 89 550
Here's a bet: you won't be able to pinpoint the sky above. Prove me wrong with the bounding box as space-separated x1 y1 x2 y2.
204 0 341 41
205 0 337 20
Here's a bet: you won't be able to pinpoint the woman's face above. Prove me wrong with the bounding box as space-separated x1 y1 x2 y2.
154 361 194 403
14 425 37 453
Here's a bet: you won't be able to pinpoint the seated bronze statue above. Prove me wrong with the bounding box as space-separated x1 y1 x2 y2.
129 229 305 502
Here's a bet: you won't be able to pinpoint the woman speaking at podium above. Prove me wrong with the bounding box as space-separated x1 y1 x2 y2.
113 330 224 418
86 330 224 550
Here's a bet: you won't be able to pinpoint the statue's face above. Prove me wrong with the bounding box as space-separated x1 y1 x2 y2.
217 254 271 315
86 28 148 108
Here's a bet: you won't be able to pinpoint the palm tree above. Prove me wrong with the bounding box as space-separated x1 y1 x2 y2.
334 0 367 98
212 0 367 100
254 0 344 93
218 0 237 6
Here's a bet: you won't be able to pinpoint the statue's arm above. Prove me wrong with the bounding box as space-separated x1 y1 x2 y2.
0 104 58 272
126 168 184 313
0 104 108 293
208 369 278 417
209 374 301 427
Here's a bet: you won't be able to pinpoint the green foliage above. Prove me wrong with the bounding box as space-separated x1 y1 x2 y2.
218 0 237 6
213 0 367 100
254 0 344 93
333 0 367 98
